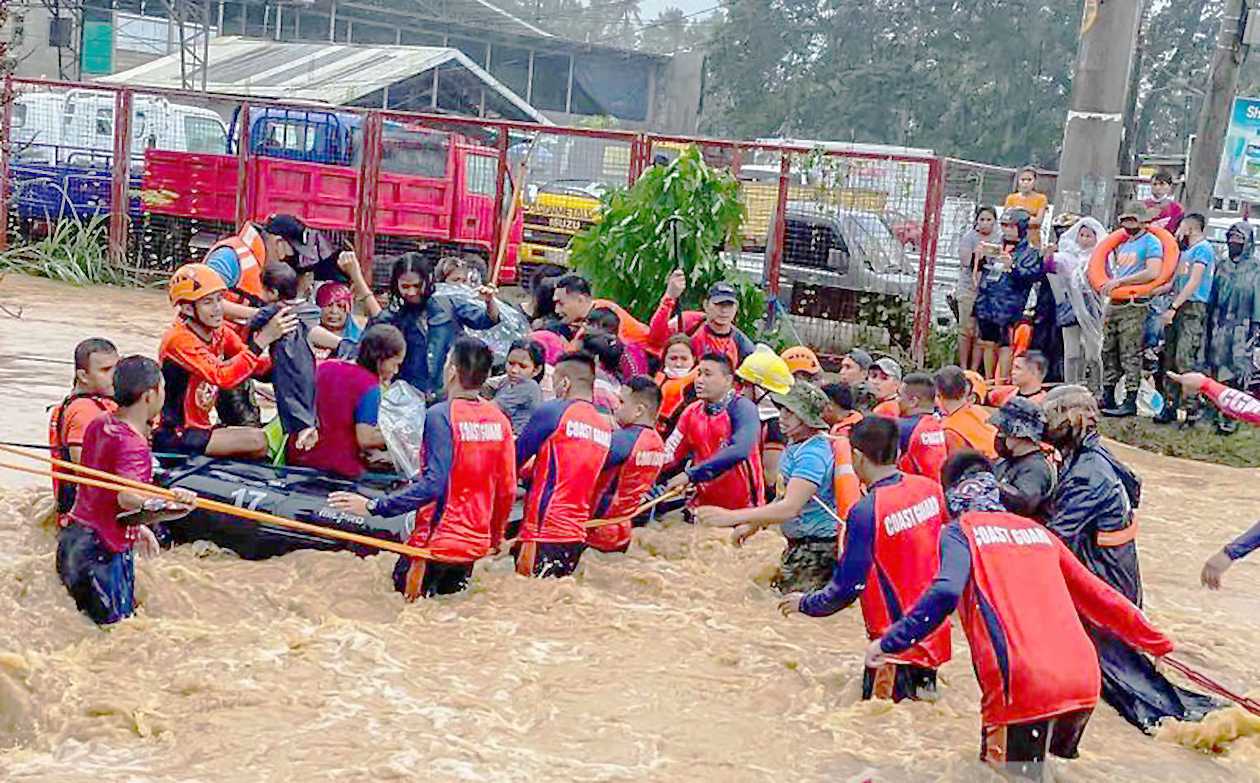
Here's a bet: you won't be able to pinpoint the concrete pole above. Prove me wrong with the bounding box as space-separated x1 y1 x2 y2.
1184 0 1249 210
1056 0 1144 221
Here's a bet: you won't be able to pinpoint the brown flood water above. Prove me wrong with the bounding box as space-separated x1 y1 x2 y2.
1 273 1258 781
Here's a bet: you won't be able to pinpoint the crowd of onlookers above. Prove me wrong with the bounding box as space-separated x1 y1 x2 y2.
951 168 1260 432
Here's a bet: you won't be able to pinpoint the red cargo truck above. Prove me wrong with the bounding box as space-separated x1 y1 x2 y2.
140 107 522 282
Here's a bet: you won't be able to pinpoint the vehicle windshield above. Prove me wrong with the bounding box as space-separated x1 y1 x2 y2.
840 212 906 274
538 180 607 199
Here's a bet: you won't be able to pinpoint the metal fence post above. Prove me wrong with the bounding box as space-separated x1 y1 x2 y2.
234 102 251 229
108 89 133 269
911 157 947 365
766 151 791 302
491 125 509 272
0 76 13 252
354 110 383 276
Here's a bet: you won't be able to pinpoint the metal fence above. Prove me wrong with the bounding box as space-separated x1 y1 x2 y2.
2 76 949 361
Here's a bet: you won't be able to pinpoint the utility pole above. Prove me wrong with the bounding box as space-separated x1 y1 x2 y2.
1184 0 1250 210
1056 0 1144 221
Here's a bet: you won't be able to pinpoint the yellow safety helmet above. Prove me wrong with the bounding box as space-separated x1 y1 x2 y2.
169 263 227 305
737 344 794 395
780 345 822 376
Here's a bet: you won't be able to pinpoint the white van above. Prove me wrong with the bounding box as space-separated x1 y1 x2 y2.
10 91 70 163
29 90 228 165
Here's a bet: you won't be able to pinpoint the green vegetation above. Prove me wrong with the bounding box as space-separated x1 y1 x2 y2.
0 214 133 286
703 0 1220 168
1100 415 1260 469
569 145 765 336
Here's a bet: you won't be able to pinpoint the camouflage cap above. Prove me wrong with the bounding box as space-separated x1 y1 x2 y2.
989 397 1046 440
772 379 829 429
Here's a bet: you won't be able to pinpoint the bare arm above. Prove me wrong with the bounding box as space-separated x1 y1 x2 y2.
699 477 816 529
355 423 386 450
1107 256 1162 290
1170 264 1206 310
222 299 258 324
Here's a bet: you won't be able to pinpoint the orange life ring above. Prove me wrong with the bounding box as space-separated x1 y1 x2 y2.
1087 226 1179 300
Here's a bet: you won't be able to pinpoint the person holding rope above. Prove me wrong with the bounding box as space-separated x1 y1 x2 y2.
514 351 613 578
586 377 669 554
58 356 196 625
695 381 837 593
868 451 1176 779
1042 385 1219 731
782 416 951 703
329 337 515 599
663 353 765 514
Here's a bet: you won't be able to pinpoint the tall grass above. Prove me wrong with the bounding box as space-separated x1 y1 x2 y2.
1 213 132 286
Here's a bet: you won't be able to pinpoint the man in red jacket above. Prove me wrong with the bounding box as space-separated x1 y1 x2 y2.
781 416 951 703
587 377 668 553
895 372 948 483
514 351 613 577
664 353 764 511
868 452 1174 780
330 337 516 599
648 270 755 368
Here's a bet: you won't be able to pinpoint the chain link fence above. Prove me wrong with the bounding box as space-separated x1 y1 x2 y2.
3 75 963 361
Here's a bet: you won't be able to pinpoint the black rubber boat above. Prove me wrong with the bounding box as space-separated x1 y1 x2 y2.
154 456 413 560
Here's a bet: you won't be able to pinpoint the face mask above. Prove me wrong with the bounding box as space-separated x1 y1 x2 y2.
1124 225 1143 238
664 366 692 380
1229 240 1247 260
1178 236 1190 251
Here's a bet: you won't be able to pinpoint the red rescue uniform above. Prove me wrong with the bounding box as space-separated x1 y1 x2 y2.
665 394 764 510
897 413 948 483
156 321 269 451
587 425 668 552
958 511 1172 726
517 399 613 544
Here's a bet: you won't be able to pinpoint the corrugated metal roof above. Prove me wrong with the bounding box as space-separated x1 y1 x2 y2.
98 37 551 124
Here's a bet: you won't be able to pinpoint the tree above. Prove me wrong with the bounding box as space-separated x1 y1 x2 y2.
702 0 1224 169
569 146 764 335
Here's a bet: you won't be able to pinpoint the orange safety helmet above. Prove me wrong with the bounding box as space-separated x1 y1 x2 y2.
780 345 822 376
169 263 227 305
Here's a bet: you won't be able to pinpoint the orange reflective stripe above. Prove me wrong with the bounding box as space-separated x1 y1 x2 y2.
830 435 863 520
1096 520 1138 547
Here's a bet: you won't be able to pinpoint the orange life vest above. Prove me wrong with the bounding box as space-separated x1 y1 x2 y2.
593 299 653 350
655 369 698 436
207 223 267 302
829 412 865 523
941 403 999 459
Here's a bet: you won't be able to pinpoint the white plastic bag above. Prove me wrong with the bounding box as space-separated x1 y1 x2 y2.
377 380 426 477
432 282 530 360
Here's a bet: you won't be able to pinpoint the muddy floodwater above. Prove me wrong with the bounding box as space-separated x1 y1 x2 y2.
1 274 1259 781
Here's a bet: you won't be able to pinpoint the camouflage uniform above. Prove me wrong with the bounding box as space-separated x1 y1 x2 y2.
1159 302 1207 420
767 380 837 594
772 540 837 594
1102 301 1147 396
1167 302 1206 375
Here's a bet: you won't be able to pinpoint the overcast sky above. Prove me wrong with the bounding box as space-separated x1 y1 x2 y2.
639 0 718 20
